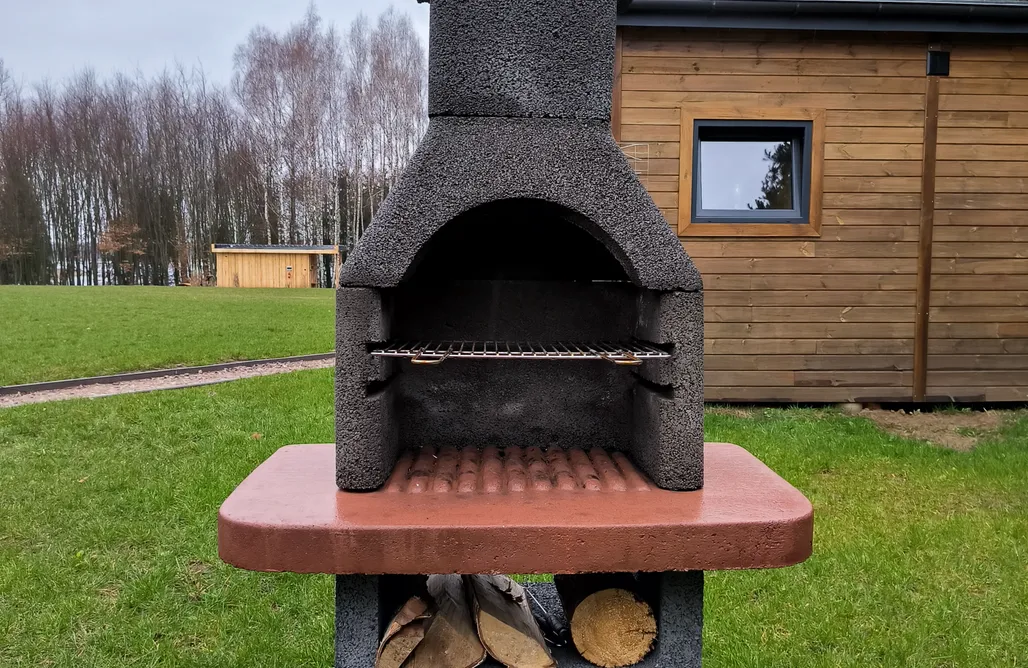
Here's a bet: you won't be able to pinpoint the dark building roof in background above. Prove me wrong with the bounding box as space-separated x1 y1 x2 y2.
212 244 339 253
618 0 1028 33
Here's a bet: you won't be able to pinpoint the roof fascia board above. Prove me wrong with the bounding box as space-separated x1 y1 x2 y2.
618 13 1028 32
618 0 1028 33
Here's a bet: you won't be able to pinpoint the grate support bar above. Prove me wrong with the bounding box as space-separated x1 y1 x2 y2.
370 340 670 366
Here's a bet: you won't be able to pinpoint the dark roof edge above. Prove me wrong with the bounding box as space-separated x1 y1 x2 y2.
619 0 1028 33
212 244 339 252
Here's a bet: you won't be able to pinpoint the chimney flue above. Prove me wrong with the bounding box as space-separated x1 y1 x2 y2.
427 0 618 120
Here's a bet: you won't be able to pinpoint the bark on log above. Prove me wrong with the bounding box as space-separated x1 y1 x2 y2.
553 574 657 668
405 574 486 668
375 596 431 668
466 575 556 668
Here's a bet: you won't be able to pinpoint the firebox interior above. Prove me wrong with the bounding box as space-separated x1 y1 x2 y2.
378 198 667 453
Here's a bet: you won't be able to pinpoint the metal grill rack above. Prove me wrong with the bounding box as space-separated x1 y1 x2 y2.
370 340 671 366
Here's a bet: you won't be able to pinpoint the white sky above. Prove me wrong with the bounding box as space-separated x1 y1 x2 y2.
700 141 786 211
0 0 430 86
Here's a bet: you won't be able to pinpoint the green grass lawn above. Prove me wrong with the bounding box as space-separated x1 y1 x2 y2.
0 286 335 386
1 372 1026 666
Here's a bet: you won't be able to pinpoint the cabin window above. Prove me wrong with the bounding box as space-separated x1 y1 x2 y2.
692 121 811 224
678 107 825 238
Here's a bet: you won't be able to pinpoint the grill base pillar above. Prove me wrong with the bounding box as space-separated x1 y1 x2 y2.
334 575 379 668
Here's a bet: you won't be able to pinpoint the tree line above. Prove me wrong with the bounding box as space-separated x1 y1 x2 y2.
0 6 426 286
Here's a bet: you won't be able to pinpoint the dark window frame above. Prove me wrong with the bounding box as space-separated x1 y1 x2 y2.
676 106 826 238
691 120 814 225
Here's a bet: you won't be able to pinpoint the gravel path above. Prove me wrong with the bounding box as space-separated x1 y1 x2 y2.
0 358 335 409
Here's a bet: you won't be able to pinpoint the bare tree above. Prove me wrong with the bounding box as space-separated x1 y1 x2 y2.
342 9 426 247
0 5 427 286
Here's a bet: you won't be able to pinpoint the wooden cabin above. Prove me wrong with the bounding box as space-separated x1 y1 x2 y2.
615 0 1028 403
211 245 338 289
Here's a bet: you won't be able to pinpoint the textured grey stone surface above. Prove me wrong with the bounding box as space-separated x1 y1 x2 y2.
652 571 704 668
336 287 392 385
334 575 379 668
427 0 617 120
336 388 398 491
335 288 398 491
393 281 640 342
632 384 704 491
630 290 705 490
396 360 634 453
337 117 702 292
636 290 706 390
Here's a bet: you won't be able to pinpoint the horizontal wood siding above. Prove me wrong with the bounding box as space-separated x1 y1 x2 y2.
928 40 1028 402
622 28 926 402
215 253 314 289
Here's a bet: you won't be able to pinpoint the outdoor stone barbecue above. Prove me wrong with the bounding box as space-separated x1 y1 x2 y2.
218 1 813 666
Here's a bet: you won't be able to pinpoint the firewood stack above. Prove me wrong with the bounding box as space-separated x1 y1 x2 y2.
377 575 657 668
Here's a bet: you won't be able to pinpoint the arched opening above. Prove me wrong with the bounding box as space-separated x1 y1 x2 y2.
383 198 659 452
393 198 637 342
402 199 631 282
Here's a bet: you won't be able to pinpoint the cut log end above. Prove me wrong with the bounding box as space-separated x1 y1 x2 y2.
466 575 556 668
570 589 656 668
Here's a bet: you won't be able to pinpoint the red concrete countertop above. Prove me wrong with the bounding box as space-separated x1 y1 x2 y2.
218 444 813 575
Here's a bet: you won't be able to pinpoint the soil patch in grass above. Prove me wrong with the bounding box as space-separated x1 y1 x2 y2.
706 405 758 419
860 408 1008 451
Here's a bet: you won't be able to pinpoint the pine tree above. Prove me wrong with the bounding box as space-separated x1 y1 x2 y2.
752 141 794 211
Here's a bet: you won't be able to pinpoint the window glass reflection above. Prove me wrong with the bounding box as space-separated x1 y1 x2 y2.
699 140 794 211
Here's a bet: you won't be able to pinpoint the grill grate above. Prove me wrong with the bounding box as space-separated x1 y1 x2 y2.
370 340 670 366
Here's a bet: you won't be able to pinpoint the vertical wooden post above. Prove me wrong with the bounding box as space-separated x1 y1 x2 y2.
914 68 941 402
612 28 624 142
335 246 342 290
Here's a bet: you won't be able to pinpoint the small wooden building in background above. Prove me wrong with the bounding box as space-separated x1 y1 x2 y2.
616 0 1028 403
211 245 338 289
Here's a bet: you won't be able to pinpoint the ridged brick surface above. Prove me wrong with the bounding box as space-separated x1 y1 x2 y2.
382 446 653 494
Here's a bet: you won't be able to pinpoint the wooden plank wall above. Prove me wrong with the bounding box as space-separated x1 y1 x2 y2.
929 41 1028 402
621 28 927 402
215 253 314 289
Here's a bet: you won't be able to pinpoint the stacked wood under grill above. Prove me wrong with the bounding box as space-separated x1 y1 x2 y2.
376 575 657 668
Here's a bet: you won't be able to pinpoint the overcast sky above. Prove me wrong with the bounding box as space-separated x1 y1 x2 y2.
0 0 429 86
